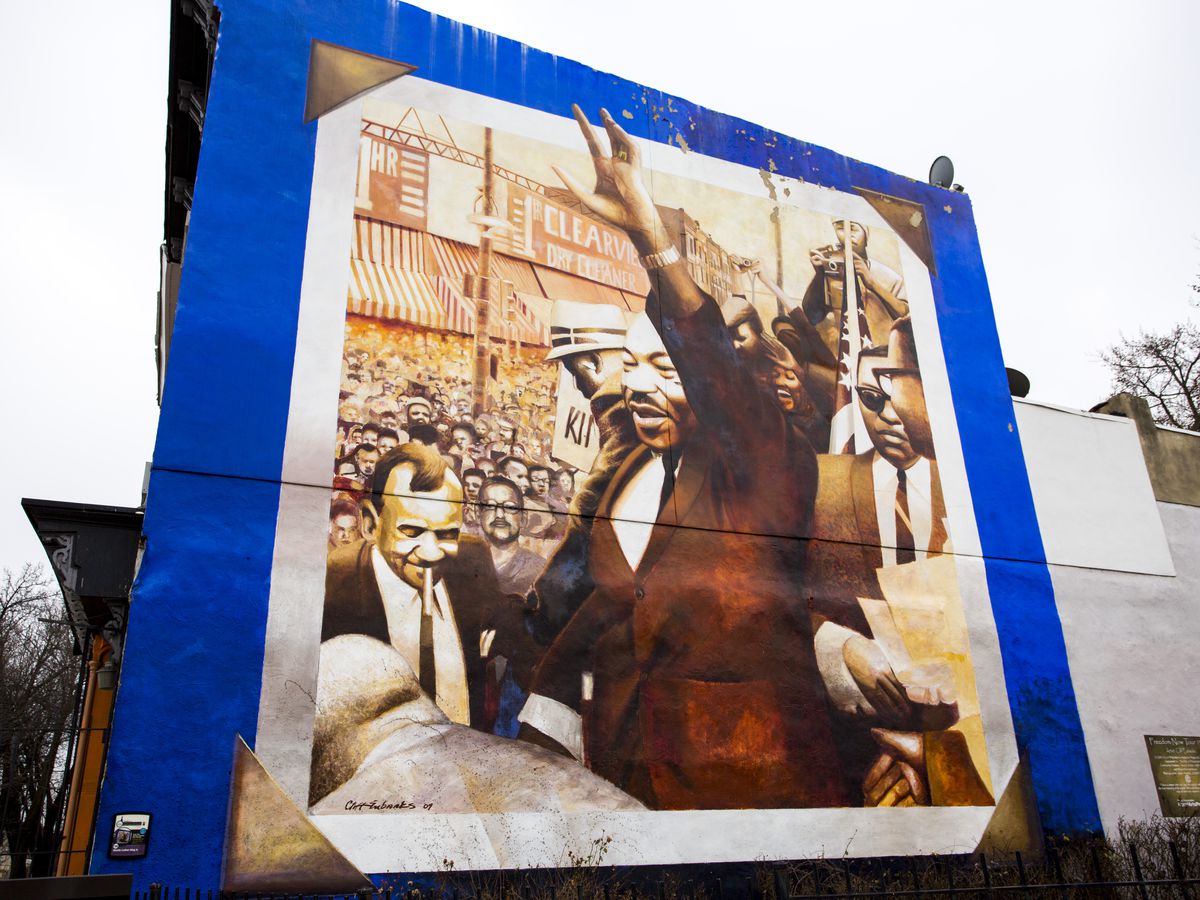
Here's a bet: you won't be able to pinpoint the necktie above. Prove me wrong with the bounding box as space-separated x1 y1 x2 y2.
419 570 437 702
657 452 677 517
895 469 916 564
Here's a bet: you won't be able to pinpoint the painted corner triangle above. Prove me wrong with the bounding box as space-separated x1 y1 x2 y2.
305 39 417 123
221 735 371 893
854 188 938 276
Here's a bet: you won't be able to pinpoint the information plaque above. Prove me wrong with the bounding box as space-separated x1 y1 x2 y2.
1145 735 1200 817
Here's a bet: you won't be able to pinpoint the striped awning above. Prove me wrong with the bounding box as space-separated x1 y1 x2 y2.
428 234 477 291
428 234 546 297
347 259 445 327
435 275 476 336
506 291 551 346
492 254 545 296
532 264 637 311
352 216 426 271
430 278 551 347
345 224 588 343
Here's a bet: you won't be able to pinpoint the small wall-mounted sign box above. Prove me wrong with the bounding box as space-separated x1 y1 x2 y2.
107 812 151 859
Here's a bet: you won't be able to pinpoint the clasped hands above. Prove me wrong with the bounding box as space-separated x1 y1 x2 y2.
843 634 957 807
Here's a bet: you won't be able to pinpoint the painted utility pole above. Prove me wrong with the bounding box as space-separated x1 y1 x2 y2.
471 127 496 417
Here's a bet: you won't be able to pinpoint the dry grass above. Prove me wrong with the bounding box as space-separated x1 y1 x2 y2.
154 815 1200 899
409 816 1200 899
767 815 1200 899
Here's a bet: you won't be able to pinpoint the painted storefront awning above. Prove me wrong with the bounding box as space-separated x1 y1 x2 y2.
421 233 551 344
435 275 475 336
503 291 552 346
531 264 639 311
430 280 550 347
492 254 544 296
352 216 425 270
347 259 444 326
426 233 476 293
427 234 543 298
348 218 636 342
349 218 442 327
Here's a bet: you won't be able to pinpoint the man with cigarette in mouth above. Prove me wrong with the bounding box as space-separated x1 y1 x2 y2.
321 442 509 731
516 106 904 810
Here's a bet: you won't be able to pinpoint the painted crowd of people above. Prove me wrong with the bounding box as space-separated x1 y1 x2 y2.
312 106 992 815
328 322 583 596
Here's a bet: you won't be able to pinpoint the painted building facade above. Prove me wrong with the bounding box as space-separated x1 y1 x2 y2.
66 0 1200 891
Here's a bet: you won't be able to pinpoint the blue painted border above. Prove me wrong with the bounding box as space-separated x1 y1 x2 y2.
92 0 1098 886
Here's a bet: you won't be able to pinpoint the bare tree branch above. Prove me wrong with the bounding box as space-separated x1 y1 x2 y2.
1102 322 1200 432
1 565 78 878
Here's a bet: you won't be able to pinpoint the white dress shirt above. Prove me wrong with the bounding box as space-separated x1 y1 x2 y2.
371 547 471 725
872 454 934 568
609 451 680 571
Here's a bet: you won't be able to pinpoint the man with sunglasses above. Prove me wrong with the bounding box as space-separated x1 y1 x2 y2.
809 340 949 615
885 317 936 461
811 335 993 809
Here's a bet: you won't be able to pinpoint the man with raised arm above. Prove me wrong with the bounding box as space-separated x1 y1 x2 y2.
517 107 904 810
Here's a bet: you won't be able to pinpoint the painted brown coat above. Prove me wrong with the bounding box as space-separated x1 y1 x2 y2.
529 296 851 810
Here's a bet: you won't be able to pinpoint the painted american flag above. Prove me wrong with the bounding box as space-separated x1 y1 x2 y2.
826 263 873 455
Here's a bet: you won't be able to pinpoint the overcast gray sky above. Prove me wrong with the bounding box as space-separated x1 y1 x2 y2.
2 0 1197 576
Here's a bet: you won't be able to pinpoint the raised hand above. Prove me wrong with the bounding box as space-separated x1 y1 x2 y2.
552 105 671 255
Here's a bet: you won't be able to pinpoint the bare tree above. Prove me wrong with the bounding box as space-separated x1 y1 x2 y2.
1101 322 1200 432
0 565 79 878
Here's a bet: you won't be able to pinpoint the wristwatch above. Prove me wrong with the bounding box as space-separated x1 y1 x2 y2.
639 244 682 271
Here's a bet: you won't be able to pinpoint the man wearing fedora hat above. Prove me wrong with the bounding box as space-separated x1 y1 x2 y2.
545 299 627 399
522 300 638 646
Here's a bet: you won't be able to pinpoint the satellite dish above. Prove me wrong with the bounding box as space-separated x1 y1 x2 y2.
929 156 955 189
1006 368 1031 398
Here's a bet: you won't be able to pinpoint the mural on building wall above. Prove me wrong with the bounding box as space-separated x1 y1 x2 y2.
303 94 996 823
76 10 1095 887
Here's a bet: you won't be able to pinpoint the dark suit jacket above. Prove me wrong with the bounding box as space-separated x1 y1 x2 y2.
808 451 947 618
322 537 508 731
526 381 638 647
528 292 855 811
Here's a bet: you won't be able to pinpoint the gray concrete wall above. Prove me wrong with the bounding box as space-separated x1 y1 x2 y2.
1050 502 1200 833
1017 398 1200 833
1092 393 1200 507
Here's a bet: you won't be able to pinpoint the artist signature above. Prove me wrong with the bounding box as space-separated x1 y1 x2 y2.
343 799 435 812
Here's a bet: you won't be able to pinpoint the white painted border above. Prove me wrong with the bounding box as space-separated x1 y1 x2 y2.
254 75 1020 872
253 99 362 803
